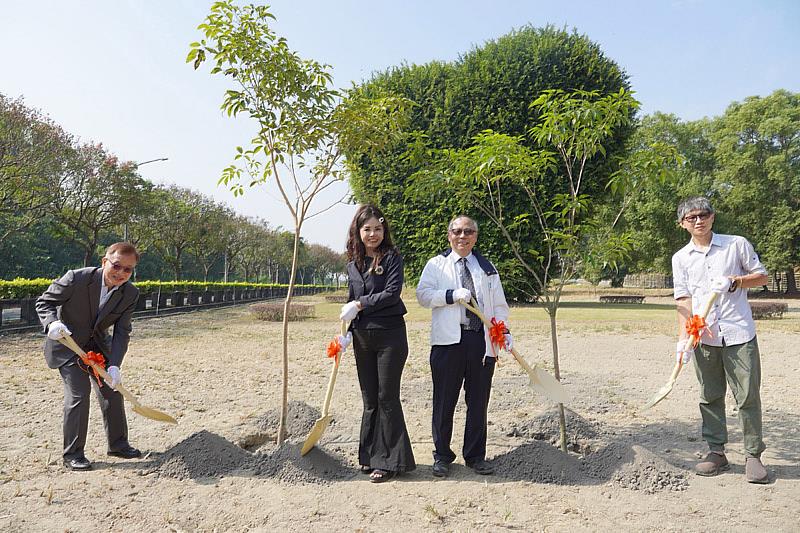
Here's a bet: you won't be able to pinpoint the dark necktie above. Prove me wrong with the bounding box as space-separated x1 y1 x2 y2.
459 257 482 331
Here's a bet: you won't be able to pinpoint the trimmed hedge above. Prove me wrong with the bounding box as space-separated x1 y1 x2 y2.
750 301 788 319
0 277 333 300
249 302 315 321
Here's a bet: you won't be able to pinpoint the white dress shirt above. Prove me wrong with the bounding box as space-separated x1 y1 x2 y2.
99 282 119 312
672 233 767 347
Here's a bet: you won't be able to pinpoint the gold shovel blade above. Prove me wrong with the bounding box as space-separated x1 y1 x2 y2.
133 404 178 424
301 415 333 456
642 360 683 411
530 365 570 404
642 384 674 410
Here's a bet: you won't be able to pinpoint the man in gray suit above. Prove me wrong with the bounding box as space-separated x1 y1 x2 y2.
36 242 142 471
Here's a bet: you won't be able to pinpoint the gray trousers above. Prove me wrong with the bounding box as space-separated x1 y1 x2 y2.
58 359 130 459
693 336 765 458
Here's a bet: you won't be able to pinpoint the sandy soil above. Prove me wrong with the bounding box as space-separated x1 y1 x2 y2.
1 294 798 532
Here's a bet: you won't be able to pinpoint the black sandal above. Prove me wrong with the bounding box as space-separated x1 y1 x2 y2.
369 469 397 483
360 465 372 474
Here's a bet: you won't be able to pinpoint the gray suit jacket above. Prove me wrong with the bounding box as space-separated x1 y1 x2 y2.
36 267 139 369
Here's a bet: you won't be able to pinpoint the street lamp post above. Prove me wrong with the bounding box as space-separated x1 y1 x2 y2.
124 157 168 241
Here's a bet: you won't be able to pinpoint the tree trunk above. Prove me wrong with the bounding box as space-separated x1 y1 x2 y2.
547 305 568 453
785 269 797 293
276 224 302 446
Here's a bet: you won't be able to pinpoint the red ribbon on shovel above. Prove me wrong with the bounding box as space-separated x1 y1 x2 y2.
327 337 343 364
78 350 107 387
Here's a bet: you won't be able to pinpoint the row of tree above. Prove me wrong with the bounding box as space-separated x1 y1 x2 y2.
0 93 346 283
343 26 798 295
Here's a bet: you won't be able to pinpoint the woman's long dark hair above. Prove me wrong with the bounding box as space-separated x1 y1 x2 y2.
346 204 396 273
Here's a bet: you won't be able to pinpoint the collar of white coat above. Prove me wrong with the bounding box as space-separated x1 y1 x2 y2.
440 248 497 276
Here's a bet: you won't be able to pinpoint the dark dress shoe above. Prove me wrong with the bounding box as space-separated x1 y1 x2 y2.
107 445 142 459
64 456 92 471
466 459 494 475
432 460 449 478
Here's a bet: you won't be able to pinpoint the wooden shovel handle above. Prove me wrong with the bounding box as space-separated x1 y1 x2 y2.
460 299 530 373
57 335 141 408
320 320 348 418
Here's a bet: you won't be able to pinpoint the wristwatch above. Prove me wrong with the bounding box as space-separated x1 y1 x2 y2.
728 277 740 292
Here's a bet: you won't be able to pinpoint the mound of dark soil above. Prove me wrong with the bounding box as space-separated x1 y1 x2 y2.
149 430 253 480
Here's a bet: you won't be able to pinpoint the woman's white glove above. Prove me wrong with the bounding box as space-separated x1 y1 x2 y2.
676 339 693 364
105 366 122 389
47 320 72 340
339 301 360 321
453 288 472 302
336 332 353 352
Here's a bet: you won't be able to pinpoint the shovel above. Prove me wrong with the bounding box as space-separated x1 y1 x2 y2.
301 320 347 456
642 292 719 410
460 299 569 405
58 335 177 424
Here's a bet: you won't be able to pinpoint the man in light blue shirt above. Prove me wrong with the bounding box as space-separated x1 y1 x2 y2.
671 196 769 484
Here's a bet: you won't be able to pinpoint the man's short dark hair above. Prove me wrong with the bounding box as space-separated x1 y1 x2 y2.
105 242 140 262
677 196 714 223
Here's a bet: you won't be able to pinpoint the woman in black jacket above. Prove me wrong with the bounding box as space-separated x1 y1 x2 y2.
339 204 416 482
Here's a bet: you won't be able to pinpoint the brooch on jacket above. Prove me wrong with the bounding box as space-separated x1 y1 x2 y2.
372 265 384 275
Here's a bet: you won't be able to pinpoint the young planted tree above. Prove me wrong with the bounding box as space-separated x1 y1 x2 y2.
189 1 410 444
413 89 680 451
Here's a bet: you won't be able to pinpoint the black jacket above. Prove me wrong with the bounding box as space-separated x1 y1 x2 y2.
347 250 407 329
36 267 139 368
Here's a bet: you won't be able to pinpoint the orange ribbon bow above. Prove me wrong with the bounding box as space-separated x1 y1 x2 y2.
80 350 107 387
327 337 342 364
489 317 507 350
684 315 708 348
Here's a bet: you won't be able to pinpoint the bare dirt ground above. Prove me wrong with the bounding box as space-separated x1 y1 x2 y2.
1 292 798 532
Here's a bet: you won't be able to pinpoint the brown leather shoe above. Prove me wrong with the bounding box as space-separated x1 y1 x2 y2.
695 452 729 476
745 457 769 484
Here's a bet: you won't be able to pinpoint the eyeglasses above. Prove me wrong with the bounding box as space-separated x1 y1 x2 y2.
683 212 712 224
107 259 134 274
449 228 476 236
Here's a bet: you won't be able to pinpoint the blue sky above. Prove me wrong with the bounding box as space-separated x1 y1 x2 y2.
1 0 797 250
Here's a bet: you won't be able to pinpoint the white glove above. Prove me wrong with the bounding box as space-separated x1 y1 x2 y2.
336 332 353 352
47 320 72 340
453 288 472 302
339 301 360 321
105 366 122 389
504 333 513 351
676 339 693 364
709 276 732 294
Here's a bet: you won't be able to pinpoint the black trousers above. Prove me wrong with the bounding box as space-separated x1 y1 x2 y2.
353 325 416 472
430 329 495 464
58 357 130 460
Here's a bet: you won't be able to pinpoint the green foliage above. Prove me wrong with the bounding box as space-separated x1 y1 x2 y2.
619 91 799 288
343 26 632 298
712 90 800 281
0 278 54 299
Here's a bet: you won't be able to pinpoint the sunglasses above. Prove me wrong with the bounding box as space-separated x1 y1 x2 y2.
449 228 476 236
683 212 712 224
107 259 134 274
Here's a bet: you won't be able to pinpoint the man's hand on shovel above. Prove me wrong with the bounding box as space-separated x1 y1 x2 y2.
57 335 177 424
458 298 569 405
642 291 720 410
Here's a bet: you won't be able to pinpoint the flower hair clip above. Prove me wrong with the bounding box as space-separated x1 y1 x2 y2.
379 217 384 223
